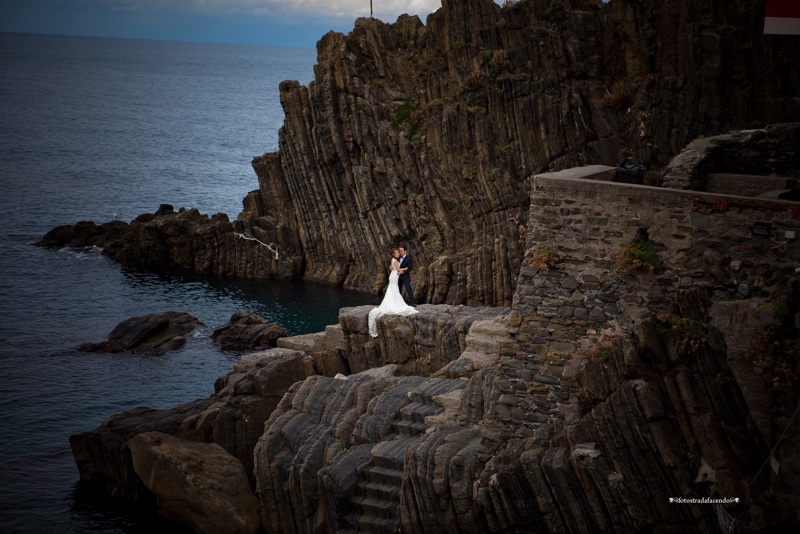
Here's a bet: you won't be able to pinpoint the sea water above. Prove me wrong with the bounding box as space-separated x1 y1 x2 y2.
0 33 374 533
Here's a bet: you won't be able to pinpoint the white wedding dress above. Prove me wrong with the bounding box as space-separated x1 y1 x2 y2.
368 266 418 337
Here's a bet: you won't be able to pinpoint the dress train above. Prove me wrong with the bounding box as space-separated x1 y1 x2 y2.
368 269 418 337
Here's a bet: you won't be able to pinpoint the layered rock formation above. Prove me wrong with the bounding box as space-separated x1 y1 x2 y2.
71 148 800 531
39 0 800 306
63 0 800 530
250 160 800 532
38 204 297 279
241 0 799 300
69 306 499 529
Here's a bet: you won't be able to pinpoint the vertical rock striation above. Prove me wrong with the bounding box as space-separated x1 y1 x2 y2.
41 1 799 305
252 155 800 532
243 0 798 302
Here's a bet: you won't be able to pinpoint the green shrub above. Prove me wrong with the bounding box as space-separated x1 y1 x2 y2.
394 96 417 125
617 237 660 274
527 245 561 272
655 313 708 354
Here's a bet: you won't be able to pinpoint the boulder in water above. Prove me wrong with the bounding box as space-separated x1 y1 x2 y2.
36 219 129 248
79 311 202 352
128 431 261 534
210 313 287 351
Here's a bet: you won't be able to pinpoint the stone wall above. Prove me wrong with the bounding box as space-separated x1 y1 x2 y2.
501 167 800 527
516 166 800 360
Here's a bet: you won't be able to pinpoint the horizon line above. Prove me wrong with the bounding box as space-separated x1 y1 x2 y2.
0 30 324 50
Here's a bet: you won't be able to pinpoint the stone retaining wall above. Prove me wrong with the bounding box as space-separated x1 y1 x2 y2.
515 167 800 360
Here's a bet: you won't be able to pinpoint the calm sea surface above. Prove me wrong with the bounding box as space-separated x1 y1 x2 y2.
0 33 374 533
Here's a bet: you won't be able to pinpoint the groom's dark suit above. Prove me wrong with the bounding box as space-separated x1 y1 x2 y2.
398 254 416 306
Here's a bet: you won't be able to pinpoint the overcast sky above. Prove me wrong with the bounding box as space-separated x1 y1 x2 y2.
0 0 452 48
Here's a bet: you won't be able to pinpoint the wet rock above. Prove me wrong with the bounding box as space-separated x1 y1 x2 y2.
79 311 202 352
70 348 316 498
129 432 261 534
36 220 129 249
211 313 287 351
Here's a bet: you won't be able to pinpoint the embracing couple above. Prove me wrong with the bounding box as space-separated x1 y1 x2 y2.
368 245 418 337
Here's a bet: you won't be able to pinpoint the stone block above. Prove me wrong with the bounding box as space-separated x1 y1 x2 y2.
588 308 607 323
548 341 576 354
526 412 549 423
562 276 579 290
533 374 560 386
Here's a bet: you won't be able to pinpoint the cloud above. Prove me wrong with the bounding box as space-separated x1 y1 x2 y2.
0 0 453 46
97 0 442 20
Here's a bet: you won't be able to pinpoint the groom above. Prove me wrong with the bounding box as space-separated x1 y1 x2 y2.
398 246 416 306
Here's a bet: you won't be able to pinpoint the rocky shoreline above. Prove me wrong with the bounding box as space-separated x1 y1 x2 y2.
69 304 505 532
68 285 800 532
66 139 800 531
46 0 800 530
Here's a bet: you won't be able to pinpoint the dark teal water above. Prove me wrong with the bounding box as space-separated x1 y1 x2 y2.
0 33 374 533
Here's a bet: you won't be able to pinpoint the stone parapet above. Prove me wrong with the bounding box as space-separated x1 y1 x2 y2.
516 169 800 361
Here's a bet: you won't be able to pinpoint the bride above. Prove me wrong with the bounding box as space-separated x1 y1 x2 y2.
368 248 418 337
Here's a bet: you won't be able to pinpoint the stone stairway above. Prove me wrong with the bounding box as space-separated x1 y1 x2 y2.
339 438 411 534
393 378 464 437
343 378 466 533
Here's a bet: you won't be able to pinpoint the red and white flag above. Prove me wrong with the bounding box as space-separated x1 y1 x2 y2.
764 0 800 34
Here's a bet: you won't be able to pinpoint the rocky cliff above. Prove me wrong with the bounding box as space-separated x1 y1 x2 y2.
70 132 800 532
249 149 800 532
242 0 799 302
38 0 800 306
52 2 800 526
